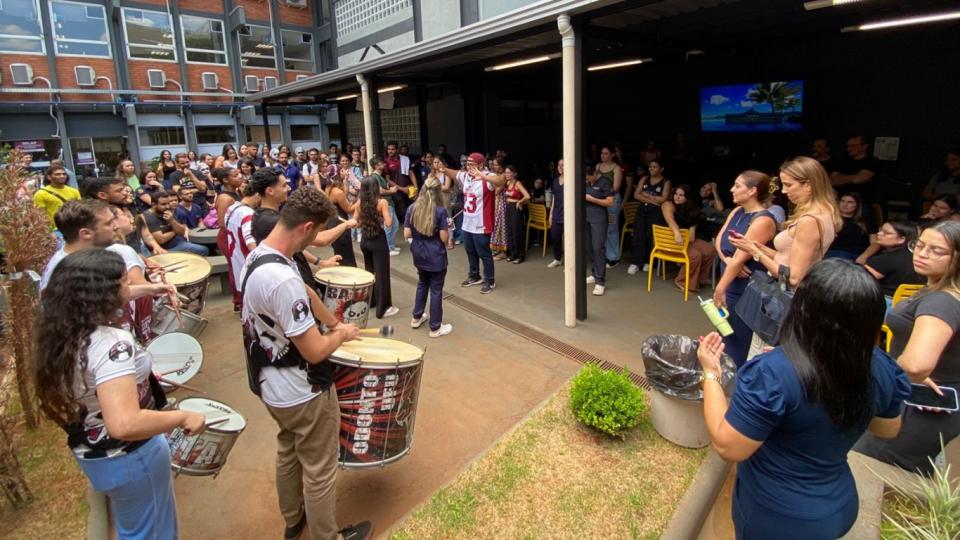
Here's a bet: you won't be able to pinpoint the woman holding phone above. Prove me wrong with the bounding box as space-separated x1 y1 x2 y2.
855 221 960 475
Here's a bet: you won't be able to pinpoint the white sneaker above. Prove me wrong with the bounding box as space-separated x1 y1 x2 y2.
389 249 400 257
547 259 562 269
627 264 639 275
411 315 428 329
586 275 596 284
642 264 650 273
382 306 399 318
429 323 453 338
593 284 605 296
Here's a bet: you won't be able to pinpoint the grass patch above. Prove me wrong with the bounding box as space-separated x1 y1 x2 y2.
1 418 87 540
391 385 705 539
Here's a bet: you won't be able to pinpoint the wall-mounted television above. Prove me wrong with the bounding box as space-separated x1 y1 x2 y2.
700 81 804 132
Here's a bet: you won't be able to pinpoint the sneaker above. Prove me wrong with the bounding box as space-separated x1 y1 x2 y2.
642 264 650 273
339 521 373 540
586 275 596 284
382 306 399 318
389 249 400 257
626 264 639 275
593 284 606 296
411 315 428 329
454 239 462 245
461 276 483 287
429 323 453 338
284 511 307 540
606 260 619 269
547 259 562 268
480 282 496 294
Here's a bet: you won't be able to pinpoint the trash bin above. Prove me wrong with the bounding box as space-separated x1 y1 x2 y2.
642 335 737 448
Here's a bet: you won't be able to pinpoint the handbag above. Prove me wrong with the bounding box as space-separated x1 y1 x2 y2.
735 268 793 345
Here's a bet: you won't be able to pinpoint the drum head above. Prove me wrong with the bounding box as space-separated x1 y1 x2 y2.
147 333 203 387
148 253 212 286
314 266 375 287
178 397 246 432
333 337 422 368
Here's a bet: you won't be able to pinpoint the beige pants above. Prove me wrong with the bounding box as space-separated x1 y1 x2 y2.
746 332 772 361
266 388 340 540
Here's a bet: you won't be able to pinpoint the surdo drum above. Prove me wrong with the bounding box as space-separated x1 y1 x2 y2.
330 338 423 468
148 253 212 314
147 333 203 392
167 397 246 477
313 266 375 329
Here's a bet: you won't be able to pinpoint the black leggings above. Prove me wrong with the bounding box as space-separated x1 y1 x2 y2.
630 206 665 267
507 203 526 260
360 233 392 318
550 221 563 261
329 215 357 267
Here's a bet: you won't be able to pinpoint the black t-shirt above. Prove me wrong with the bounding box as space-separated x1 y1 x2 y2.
867 246 922 296
142 210 175 247
166 169 202 191
887 291 960 384
835 156 880 201
585 176 612 223
252 208 316 289
831 217 870 254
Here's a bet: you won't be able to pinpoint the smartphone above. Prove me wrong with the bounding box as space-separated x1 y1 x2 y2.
728 230 744 239
905 384 959 412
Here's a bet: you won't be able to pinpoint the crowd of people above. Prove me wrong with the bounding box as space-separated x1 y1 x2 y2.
12 132 960 540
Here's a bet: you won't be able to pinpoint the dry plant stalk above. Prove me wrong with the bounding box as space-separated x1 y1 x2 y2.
0 363 33 508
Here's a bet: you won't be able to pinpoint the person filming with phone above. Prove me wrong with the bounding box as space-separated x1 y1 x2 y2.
856 221 960 475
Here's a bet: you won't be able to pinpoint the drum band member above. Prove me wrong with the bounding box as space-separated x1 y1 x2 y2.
225 183 261 311
239 186 371 540
35 249 206 539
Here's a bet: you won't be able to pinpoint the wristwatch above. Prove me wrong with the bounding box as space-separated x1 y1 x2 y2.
702 371 722 384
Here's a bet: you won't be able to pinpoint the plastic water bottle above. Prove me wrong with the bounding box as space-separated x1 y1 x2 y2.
698 296 734 337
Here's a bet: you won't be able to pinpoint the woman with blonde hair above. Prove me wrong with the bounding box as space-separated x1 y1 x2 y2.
404 177 452 337
431 156 457 249
856 221 960 475
730 156 841 356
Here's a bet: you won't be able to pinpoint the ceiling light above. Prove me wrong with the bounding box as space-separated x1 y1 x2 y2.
841 9 960 32
804 0 867 11
335 93 358 100
377 85 405 93
484 53 561 72
587 58 652 72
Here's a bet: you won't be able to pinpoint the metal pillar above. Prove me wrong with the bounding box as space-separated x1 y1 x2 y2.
356 74 375 160
559 13 585 325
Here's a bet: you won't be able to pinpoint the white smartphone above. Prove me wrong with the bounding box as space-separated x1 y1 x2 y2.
904 384 959 412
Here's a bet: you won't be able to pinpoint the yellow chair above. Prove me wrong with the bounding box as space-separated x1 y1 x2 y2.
525 203 549 257
648 224 691 301
619 202 640 254
882 283 924 351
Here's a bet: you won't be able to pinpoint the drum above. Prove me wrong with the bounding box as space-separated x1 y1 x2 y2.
151 304 208 338
331 337 424 468
147 333 203 392
148 253 212 314
168 397 246 477
313 266 375 329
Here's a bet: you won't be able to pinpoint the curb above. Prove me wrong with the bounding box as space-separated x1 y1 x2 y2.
661 449 731 540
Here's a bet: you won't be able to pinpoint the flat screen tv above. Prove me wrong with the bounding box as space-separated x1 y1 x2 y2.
700 81 804 132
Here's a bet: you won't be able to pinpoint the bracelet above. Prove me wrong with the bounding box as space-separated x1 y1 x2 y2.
702 371 722 384
752 250 762 262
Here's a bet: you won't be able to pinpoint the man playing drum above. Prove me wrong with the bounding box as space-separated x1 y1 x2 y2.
239 186 371 540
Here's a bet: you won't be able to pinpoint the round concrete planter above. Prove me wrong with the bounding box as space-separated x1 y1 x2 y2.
649 390 710 449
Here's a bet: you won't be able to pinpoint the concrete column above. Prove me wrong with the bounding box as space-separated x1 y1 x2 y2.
559 13 578 328
356 73 375 160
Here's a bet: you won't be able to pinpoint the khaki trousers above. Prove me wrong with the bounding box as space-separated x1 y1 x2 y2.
266 388 340 540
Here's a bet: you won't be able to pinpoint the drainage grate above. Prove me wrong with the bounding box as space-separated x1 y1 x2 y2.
393 271 651 390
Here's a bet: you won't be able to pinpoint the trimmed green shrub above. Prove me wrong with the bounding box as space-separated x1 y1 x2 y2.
569 363 646 438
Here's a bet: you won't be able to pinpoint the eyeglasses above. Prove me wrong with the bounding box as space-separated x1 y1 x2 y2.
908 240 953 258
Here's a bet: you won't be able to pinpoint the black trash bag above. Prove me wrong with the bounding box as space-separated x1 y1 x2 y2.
641 334 737 401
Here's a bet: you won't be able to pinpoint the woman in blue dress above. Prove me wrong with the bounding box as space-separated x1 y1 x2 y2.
713 171 778 367
697 258 910 540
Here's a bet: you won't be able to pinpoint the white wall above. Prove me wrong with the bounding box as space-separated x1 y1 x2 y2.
338 31 416 69
480 0 540 20
421 0 460 41
426 93 465 157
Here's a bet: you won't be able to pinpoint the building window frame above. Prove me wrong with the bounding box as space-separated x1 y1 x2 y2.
238 23 277 71
49 0 111 59
281 29 315 73
139 126 187 147
0 0 45 55
180 14 228 66
121 7 177 63
195 125 236 145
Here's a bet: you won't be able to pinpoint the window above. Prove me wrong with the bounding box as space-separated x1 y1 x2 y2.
0 0 44 54
290 125 319 141
181 15 226 65
139 127 185 146
50 1 110 57
334 0 410 39
196 126 235 144
281 30 314 72
238 24 275 69
122 8 175 61
245 125 282 144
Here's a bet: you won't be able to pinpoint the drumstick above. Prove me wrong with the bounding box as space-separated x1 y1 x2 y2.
158 261 188 269
206 417 230 427
358 325 394 337
158 377 205 393
160 270 185 330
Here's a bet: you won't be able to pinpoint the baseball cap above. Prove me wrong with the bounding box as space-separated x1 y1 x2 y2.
468 152 485 164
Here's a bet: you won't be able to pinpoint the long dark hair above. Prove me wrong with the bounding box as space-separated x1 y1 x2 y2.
358 175 383 239
779 259 884 429
672 184 700 225
36 250 127 427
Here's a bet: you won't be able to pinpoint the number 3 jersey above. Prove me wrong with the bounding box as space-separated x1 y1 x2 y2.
457 170 496 235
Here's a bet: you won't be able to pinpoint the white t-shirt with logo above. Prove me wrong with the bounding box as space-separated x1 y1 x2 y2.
240 244 317 408
458 170 495 235
226 202 256 294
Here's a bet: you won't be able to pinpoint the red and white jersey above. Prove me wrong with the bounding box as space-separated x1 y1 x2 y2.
225 201 256 293
458 169 495 235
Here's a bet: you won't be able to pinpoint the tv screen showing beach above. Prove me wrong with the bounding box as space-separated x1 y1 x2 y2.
700 81 804 132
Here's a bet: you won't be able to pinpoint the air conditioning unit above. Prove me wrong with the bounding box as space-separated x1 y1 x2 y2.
301 33 312 43
263 76 278 90
147 69 166 89
284 0 308 7
75 65 96 87
201 72 219 91
296 74 309 81
244 75 260 93
10 63 33 86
